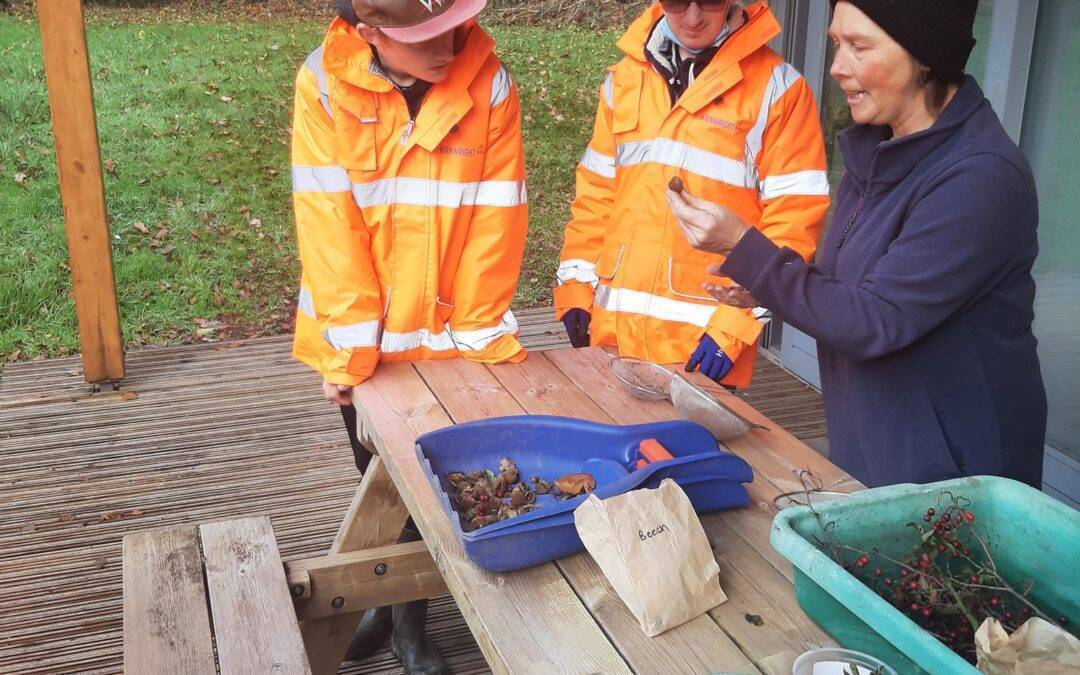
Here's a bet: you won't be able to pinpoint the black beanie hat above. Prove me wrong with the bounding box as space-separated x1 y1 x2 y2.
830 0 979 82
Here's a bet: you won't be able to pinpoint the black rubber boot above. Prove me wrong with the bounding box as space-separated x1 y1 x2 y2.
390 598 447 675
343 605 393 662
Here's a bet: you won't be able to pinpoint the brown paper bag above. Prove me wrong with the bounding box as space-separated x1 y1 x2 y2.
573 478 727 636
976 617 1080 674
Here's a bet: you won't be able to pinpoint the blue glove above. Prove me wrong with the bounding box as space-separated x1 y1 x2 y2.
685 334 734 383
561 308 592 348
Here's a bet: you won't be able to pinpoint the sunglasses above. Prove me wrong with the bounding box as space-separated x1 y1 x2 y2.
659 0 730 13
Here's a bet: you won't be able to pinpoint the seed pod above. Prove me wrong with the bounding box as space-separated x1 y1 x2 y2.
668 176 685 194
498 457 519 485
554 472 596 496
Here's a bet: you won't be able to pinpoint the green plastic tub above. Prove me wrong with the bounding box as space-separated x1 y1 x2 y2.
770 476 1080 674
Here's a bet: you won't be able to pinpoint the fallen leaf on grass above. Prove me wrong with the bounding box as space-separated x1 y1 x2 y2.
158 245 176 257
14 171 28 185
132 221 149 234
103 159 116 175
220 95 233 102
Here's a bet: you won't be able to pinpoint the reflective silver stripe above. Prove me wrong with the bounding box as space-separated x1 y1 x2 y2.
323 320 381 351
616 139 756 189
578 147 616 179
745 62 802 168
594 284 715 328
380 310 518 353
602 72 614 108
352 178 527 208
381 327 455 353
291 166 351 193
556 259 599 287
298 287 316 319
759 170 830 199
490 65 512 108
449 310 519 352
304 46 332 118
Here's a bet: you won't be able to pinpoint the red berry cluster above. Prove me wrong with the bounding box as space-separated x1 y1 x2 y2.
829 495 1046 664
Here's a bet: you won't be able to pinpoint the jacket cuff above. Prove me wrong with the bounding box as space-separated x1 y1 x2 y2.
322 348 379 386
719 227 782 289
553 282 596 320
707 304 764 346
704 329 749 362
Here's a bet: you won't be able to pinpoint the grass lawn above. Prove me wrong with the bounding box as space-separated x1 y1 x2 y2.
0 13 619 361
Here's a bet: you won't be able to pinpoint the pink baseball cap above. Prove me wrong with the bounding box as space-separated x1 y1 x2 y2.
352 0 488 43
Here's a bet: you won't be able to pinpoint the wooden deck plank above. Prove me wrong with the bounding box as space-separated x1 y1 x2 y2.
425 358 760 672
354 360 630 674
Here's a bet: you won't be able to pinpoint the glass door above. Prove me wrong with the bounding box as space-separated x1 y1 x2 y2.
1019 0 1080 504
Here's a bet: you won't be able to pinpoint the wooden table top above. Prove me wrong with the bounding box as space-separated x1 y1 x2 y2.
351 346 864 674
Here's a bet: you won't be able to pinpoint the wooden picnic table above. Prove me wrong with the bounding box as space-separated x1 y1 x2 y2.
295 346 865 674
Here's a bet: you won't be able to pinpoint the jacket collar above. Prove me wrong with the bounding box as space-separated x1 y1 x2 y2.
618 1 780 114
838 75 988 188
321 18 495 151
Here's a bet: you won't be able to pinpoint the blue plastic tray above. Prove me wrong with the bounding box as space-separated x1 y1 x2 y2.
415 415 753 571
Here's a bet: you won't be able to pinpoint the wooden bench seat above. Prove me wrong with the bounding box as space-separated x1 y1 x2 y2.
122 517 311 674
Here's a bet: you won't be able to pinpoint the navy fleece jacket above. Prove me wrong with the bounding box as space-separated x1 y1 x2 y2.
721 77 1046 488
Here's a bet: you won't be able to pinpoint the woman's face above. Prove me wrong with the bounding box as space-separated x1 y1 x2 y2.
828 1 929 134
664 0 733 51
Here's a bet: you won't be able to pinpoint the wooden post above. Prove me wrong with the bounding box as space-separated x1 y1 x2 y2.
37 0 125 383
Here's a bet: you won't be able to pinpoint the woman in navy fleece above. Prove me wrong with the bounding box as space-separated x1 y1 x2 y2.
667 0 1046 489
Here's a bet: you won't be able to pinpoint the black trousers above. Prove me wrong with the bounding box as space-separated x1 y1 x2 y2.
340 403 417 536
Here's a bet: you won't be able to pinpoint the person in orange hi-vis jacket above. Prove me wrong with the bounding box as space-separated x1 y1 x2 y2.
555 0 829 388
290 1 524 672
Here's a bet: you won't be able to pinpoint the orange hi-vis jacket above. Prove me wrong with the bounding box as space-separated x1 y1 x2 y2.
291 20 528 387
554 2 829 387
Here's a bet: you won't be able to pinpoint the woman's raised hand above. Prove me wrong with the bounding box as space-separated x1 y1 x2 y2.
666 177 750 255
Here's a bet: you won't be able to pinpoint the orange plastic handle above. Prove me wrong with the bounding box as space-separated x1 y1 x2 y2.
639 438 674 463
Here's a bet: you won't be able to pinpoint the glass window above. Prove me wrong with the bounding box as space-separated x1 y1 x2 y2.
1019 0 1080 460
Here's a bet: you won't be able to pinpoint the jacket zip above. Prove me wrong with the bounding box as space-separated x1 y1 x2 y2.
835 143 865 249
835 187 864 249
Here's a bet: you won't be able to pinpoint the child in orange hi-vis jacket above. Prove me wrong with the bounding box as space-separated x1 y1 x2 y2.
555 0 829 389
290 1 525 672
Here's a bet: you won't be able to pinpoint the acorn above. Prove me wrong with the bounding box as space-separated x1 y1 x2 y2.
668 176 685 194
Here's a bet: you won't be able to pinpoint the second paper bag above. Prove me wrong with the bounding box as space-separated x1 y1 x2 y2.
573 478 727 636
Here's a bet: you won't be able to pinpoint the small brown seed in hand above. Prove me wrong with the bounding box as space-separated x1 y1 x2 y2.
668 176 685 194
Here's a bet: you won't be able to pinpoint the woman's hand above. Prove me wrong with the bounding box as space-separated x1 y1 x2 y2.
703 264 760 308
322 380 354 406
666 183 750 255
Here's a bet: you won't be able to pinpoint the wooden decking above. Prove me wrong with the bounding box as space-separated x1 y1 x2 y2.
0 308 825 674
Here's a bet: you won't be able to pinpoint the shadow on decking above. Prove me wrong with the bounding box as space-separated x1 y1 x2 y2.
0 308 825 674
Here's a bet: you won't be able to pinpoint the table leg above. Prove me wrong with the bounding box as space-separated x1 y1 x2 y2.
301 453 411 674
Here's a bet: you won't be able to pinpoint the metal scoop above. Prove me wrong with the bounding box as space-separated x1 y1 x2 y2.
610 356 766 441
